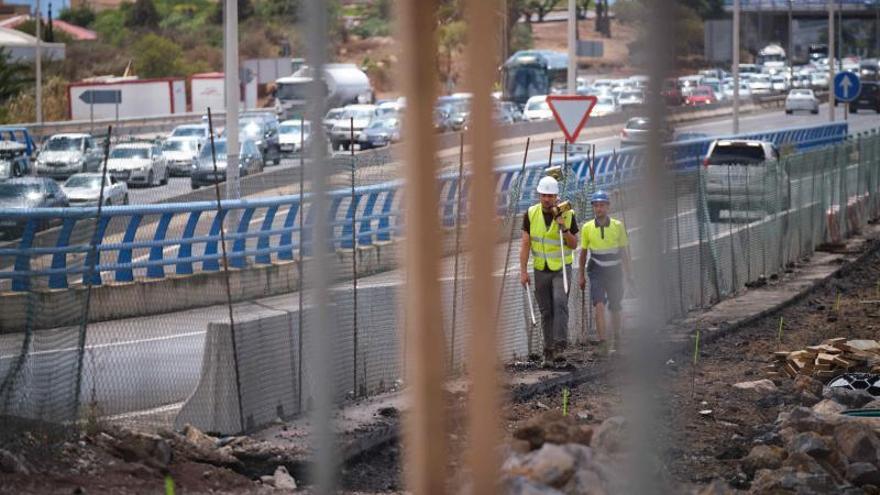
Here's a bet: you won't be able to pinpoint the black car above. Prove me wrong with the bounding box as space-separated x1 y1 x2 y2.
0 177 68 238
849 82 880 113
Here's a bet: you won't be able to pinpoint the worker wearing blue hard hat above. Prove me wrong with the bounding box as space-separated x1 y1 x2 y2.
577 189 633 354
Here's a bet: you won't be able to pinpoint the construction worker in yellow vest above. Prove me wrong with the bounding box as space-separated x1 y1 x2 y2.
577 190 633 354
520 176 579 365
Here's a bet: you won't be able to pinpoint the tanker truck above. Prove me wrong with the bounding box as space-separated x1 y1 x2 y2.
274 63 373 120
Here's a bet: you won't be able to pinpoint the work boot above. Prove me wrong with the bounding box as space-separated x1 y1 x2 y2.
542 348 556 368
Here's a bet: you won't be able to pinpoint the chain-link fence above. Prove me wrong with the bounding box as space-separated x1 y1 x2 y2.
1 127 878 438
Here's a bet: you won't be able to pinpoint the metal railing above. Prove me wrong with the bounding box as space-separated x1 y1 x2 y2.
0 122 849 292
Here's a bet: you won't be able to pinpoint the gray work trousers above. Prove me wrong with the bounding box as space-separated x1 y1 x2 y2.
533 266 571 352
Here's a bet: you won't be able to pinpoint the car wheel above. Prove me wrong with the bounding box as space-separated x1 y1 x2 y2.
191 183 200 190
343 143 350 151
811 108 819 114
707 203 722 223
332 141 341 151
785 109 792 115
850 106 858 114
105 198 112 206
360 143 371 151
147 170 155 187
123 194 129 205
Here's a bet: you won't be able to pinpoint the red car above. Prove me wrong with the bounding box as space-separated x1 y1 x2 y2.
685 86 716 106
661 79 684 106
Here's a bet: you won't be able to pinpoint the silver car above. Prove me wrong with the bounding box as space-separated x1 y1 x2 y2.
704 140 789 222
62 173 129 206
35 133 103 179
784 89 819 115
162 137 201 176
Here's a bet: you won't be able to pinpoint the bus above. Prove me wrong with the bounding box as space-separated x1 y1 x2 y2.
501 50 568 108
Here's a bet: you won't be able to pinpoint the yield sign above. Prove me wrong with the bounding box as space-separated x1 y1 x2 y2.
546 95 597 143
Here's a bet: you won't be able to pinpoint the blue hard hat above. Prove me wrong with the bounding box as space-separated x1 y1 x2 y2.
590 190 610 203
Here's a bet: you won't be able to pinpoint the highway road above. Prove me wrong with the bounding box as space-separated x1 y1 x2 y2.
1 106 877 419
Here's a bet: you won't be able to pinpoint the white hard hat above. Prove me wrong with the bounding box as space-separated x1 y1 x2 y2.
536 176 559 195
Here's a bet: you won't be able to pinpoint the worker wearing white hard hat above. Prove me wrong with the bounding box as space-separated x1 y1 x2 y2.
520 175 579 366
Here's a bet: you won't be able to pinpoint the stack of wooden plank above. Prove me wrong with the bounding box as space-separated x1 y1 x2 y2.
765 338 880 381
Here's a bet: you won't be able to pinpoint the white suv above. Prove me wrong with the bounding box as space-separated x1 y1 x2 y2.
703 139 789 222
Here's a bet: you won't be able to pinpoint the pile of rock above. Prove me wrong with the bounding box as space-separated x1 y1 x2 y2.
501 410 674 494
737 379 880 493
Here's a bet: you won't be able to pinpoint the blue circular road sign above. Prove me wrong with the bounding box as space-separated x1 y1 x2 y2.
833 72 861 103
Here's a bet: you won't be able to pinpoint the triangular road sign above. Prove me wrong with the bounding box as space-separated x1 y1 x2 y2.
546 95 597 143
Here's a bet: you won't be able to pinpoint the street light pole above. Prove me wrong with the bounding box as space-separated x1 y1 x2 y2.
829 0 835 121
567 0 577 94
788 0 794 82
733 0 740 134
224 0 240 202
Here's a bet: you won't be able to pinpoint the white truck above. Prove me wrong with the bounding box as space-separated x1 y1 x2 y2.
274 64 373 120
757 44 787 75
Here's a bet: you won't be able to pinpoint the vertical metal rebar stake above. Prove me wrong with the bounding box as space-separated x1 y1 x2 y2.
302 0 335 490
397 0 448 492
350 117 358 396
450 133 464 370
206 109 246 433
496 138 531 324
73 125 112 417
297 116 304 412
464 0 502 492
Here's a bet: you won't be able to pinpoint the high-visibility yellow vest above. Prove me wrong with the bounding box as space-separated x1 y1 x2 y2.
528 204 574 271
580 216 628 268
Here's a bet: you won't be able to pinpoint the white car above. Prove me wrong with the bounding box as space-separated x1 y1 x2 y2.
617 90 644 110
323 107 345 134
170 124 210 141
278 120 311 155
35 133 103 179
722 82 752 100
704 139 787 222
161 137 201 176
591 96 621 117
106 142 169 187
810 72 829 89
522 95 553 121
770 75 788 93
62 173 129 206
329 104 378 151
785 89 820 114
748 74 773 95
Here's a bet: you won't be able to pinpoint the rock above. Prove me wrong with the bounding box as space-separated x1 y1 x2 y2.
732 379 778 394
511 439 533 454
781 407 839 435
824 387 875 409
782 452 826 475
697 479 736 495
799 391 821 407
561 444 594 468
183 424 217 451
862 399 880 410
260 475 275 486
847 462 880 487
812 399 847 416
750 467 841 494
564 468 607 495
0 448 29 475
794 375 824 398
514 424 546 451
501 475 566 495
273 465 297 490
513 411 593 450
741 445 785 477
503 443 576 488
834 422 880 465
591 417 626 454
789 431 832 458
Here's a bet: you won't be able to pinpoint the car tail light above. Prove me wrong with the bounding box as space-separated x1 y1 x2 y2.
621 129 628 138
703 158 710 168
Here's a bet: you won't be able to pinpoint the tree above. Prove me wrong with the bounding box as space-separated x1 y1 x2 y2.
0 49 28 103
576 0 591 20
437 20 466 91
125 0 160 28
526 0 562 23
133 33 183 77
211 0 254 24
59 5 96 28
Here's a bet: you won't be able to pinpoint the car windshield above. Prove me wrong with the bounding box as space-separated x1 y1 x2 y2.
163 140 196 152
45 137 83 152
342 108 374 120
693 88 712 96
325 110 344 120
626 119 651 130
620 91 642 99
276 81 310 100
708 144 767 165
0 183 40 198
172 127 205 137
368 119 398 130
280 123 309 135
64 175 104 188
791 90 811 96
597 97 615 106
110 147 150 159
200 141 227 158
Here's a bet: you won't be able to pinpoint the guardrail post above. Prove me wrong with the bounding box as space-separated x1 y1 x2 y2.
358 192 380 246
147 212 174 279
203 209 228 271
81 216 110 286
115 214 143 282
377 189 396 241
175 211 203 275
11 219 38 291
230 207 256 268
277 201 300 261
255 205 279 265
48 218 78 289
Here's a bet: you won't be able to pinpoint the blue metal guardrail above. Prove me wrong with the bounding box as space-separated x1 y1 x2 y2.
0 122 849 291
0 127 37 157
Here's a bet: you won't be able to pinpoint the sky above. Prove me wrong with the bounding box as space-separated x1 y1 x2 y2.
5 0 71 17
